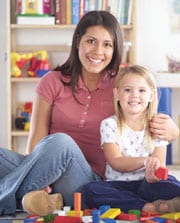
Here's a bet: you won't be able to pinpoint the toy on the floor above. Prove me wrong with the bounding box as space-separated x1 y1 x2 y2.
24 189 180 223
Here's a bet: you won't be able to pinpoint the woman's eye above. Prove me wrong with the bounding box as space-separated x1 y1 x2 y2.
124 88 130 92
87 39 95 44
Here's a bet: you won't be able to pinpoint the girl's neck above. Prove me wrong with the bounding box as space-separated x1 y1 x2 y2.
124 114 146 131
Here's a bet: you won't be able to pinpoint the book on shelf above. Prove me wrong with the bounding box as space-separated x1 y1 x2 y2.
66 0 72 24
108 0 133 25
16 14 55 25
72 0 80 24
16 0 54 15
16 0 133 26
55 0 66 24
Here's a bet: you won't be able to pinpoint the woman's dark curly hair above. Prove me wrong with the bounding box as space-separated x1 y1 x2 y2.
54 10 124 94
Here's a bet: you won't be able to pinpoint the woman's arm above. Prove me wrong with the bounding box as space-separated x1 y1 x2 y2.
26 93 52 154
149 113 179 142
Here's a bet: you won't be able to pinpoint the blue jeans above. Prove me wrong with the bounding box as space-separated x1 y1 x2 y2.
83 176 180 212
0 133 101 215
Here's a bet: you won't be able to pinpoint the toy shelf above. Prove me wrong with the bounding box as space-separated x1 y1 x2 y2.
155 72 180 88
7 0 137 153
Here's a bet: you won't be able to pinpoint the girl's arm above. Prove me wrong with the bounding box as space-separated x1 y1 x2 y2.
144 145 167 183
103 143 146 172
150 113 179 142
26 93 51 154
103 142 167 183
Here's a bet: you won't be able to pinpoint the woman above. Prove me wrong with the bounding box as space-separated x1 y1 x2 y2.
0 11 178 216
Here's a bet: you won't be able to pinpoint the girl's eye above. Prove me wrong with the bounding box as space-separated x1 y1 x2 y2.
104 42 113 48
124 88 131 92
139 89 146 93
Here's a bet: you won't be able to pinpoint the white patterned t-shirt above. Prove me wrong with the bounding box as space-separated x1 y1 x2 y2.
100 115 168 181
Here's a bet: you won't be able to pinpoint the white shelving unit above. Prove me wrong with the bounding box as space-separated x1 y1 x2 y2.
155 72 180 88
8 1 138 153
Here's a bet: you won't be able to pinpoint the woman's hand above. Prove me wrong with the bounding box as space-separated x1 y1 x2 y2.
149 113 179 142
144 157 160 183
42 186 52 193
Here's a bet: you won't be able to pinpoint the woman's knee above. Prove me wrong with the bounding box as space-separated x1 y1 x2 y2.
34 133 80 157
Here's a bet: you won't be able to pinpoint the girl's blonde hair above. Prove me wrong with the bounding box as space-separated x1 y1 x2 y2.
114 65 158 151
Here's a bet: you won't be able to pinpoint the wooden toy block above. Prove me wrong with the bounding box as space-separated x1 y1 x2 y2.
176 219 180 223
155 167 168 180
100 208 121 219
141 211 161 217
74 192 81 212
116 213 137 220
53 215 82 223
99 205 111 214
128 210 141 218
161 212 180 220
67 210 83 217
151 217 166 223
164 219 175 223
83 208 95 216
92 210 101 223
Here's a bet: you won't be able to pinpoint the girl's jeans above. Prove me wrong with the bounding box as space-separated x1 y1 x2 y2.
0 133 101 215
83 175 180 213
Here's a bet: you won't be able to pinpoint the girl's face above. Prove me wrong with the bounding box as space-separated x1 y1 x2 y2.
114 74 153 116
78 25 114 77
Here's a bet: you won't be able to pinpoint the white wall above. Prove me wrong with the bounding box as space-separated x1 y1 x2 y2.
136 0 171 70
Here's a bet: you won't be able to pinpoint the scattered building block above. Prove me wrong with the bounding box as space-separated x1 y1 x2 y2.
100 208 121 219
155 167 168 180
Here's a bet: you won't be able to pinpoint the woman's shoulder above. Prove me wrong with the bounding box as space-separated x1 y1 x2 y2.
41 70 71 83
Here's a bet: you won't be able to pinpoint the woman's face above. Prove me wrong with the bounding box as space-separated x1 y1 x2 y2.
78 25 114 77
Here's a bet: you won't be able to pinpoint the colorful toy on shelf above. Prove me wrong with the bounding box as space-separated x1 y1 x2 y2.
10 52 29 77
15 102 32 131
11 50 51 78
27 50 51 77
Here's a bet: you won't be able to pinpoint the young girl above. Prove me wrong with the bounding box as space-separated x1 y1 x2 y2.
83 65 180 213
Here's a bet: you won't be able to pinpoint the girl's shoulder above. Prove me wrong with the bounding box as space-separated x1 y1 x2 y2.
101 115 117 128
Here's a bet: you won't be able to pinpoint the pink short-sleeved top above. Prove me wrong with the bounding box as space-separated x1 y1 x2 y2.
36 71 115 177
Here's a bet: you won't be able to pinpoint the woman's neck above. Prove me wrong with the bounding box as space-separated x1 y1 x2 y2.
82 71 103 91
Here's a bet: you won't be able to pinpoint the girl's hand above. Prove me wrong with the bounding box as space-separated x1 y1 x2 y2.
149 113 179 142
144 157 160 183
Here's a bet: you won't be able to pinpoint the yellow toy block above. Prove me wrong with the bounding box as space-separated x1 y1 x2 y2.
161 212 180 220
67 210 83 217
100 208 121 219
